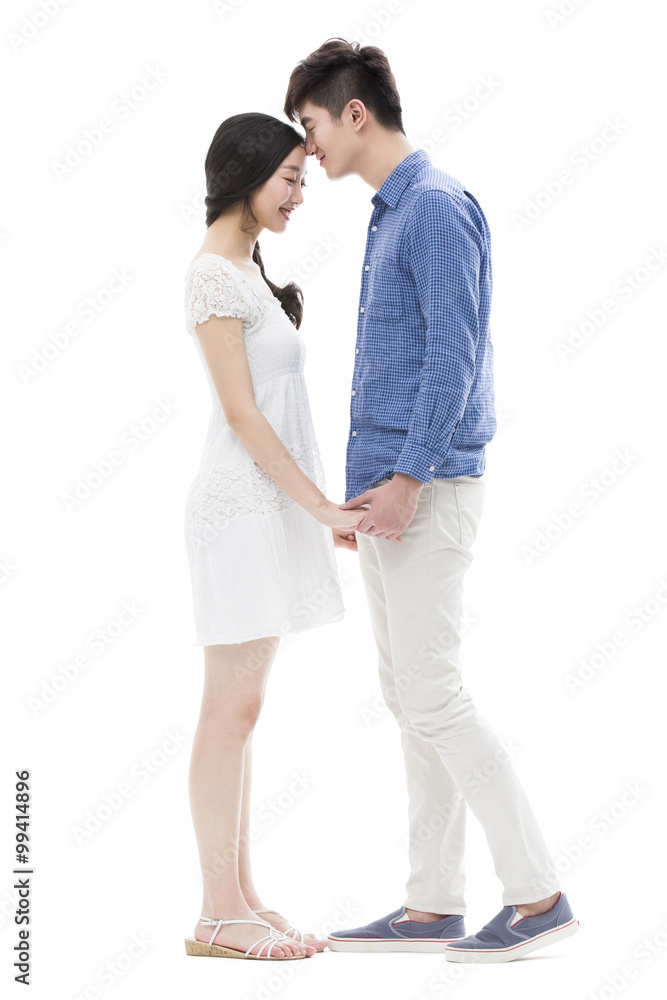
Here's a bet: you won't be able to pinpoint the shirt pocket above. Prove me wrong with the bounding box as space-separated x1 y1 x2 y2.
370 295 403 320
368 258 406 319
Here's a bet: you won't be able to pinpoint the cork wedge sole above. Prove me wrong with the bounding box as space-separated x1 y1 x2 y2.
183 936 306 959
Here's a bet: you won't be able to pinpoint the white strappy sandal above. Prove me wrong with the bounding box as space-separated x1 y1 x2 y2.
252 908 305 943
184 915 306 960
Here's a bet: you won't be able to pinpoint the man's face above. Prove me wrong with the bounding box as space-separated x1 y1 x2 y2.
299 99 359 179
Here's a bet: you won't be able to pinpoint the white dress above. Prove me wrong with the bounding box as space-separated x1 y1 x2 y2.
183 253 346 646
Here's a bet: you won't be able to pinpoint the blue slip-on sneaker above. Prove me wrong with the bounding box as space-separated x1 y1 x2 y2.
327 907 466 953
444 891 578 963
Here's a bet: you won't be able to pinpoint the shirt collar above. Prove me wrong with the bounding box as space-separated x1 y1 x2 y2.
371 149 431 209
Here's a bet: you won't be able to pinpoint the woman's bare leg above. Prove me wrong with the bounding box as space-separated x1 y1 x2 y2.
238 737 326 951
188 635 309 958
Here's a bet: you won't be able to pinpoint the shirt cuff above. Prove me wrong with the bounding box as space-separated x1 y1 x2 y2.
393 444 443 484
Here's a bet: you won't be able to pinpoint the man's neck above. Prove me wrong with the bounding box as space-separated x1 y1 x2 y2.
354 136 417 193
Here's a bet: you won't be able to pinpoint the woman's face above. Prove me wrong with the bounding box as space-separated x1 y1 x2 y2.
249 145 307 234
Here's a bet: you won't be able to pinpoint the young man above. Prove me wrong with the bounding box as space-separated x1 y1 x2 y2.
284 38 578 963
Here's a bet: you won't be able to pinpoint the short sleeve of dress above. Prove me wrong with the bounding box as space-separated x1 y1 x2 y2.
185 255 251 334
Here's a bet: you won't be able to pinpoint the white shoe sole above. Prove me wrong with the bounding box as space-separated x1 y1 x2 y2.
184 936 306 959
444 917 579 963
327 936 464 953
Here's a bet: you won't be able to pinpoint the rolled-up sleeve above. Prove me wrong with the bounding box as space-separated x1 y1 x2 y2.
393 190 483 483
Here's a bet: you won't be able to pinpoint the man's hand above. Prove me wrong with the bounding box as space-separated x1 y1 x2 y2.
338 474 424 541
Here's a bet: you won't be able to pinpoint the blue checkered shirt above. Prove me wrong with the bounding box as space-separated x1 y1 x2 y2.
344 148 497 502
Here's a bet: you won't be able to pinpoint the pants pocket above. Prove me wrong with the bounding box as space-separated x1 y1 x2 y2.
453 480 485 548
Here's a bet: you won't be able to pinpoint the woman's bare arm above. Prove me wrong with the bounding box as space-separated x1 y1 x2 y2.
194 312 361 530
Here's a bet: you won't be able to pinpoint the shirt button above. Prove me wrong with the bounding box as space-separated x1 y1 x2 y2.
351 389 356 396
352 430 357 437
360 306 364 313
429 465 435 471
371 225 377 231
355 348 359 354
364 265 370 271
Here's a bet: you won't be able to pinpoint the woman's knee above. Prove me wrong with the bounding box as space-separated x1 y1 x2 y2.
199 685 264 735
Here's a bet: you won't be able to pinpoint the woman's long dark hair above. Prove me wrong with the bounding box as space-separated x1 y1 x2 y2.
204 113 305 329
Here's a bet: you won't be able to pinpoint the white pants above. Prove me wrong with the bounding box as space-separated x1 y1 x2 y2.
356 474 560 914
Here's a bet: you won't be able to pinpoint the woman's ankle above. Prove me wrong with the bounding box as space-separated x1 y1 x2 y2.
199 896 252 918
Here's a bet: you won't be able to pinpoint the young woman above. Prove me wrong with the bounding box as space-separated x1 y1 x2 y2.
182 113 365 962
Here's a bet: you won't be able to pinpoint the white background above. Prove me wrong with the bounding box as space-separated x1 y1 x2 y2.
2 1 666 998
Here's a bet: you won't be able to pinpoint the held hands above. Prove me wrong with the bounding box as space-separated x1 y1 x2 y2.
339 476 423 542
318 476 423 550
317 500 369 533
314 499 368 553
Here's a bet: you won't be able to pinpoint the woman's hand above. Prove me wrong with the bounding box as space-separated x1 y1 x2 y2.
314 499 369 532
332 527 358 551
